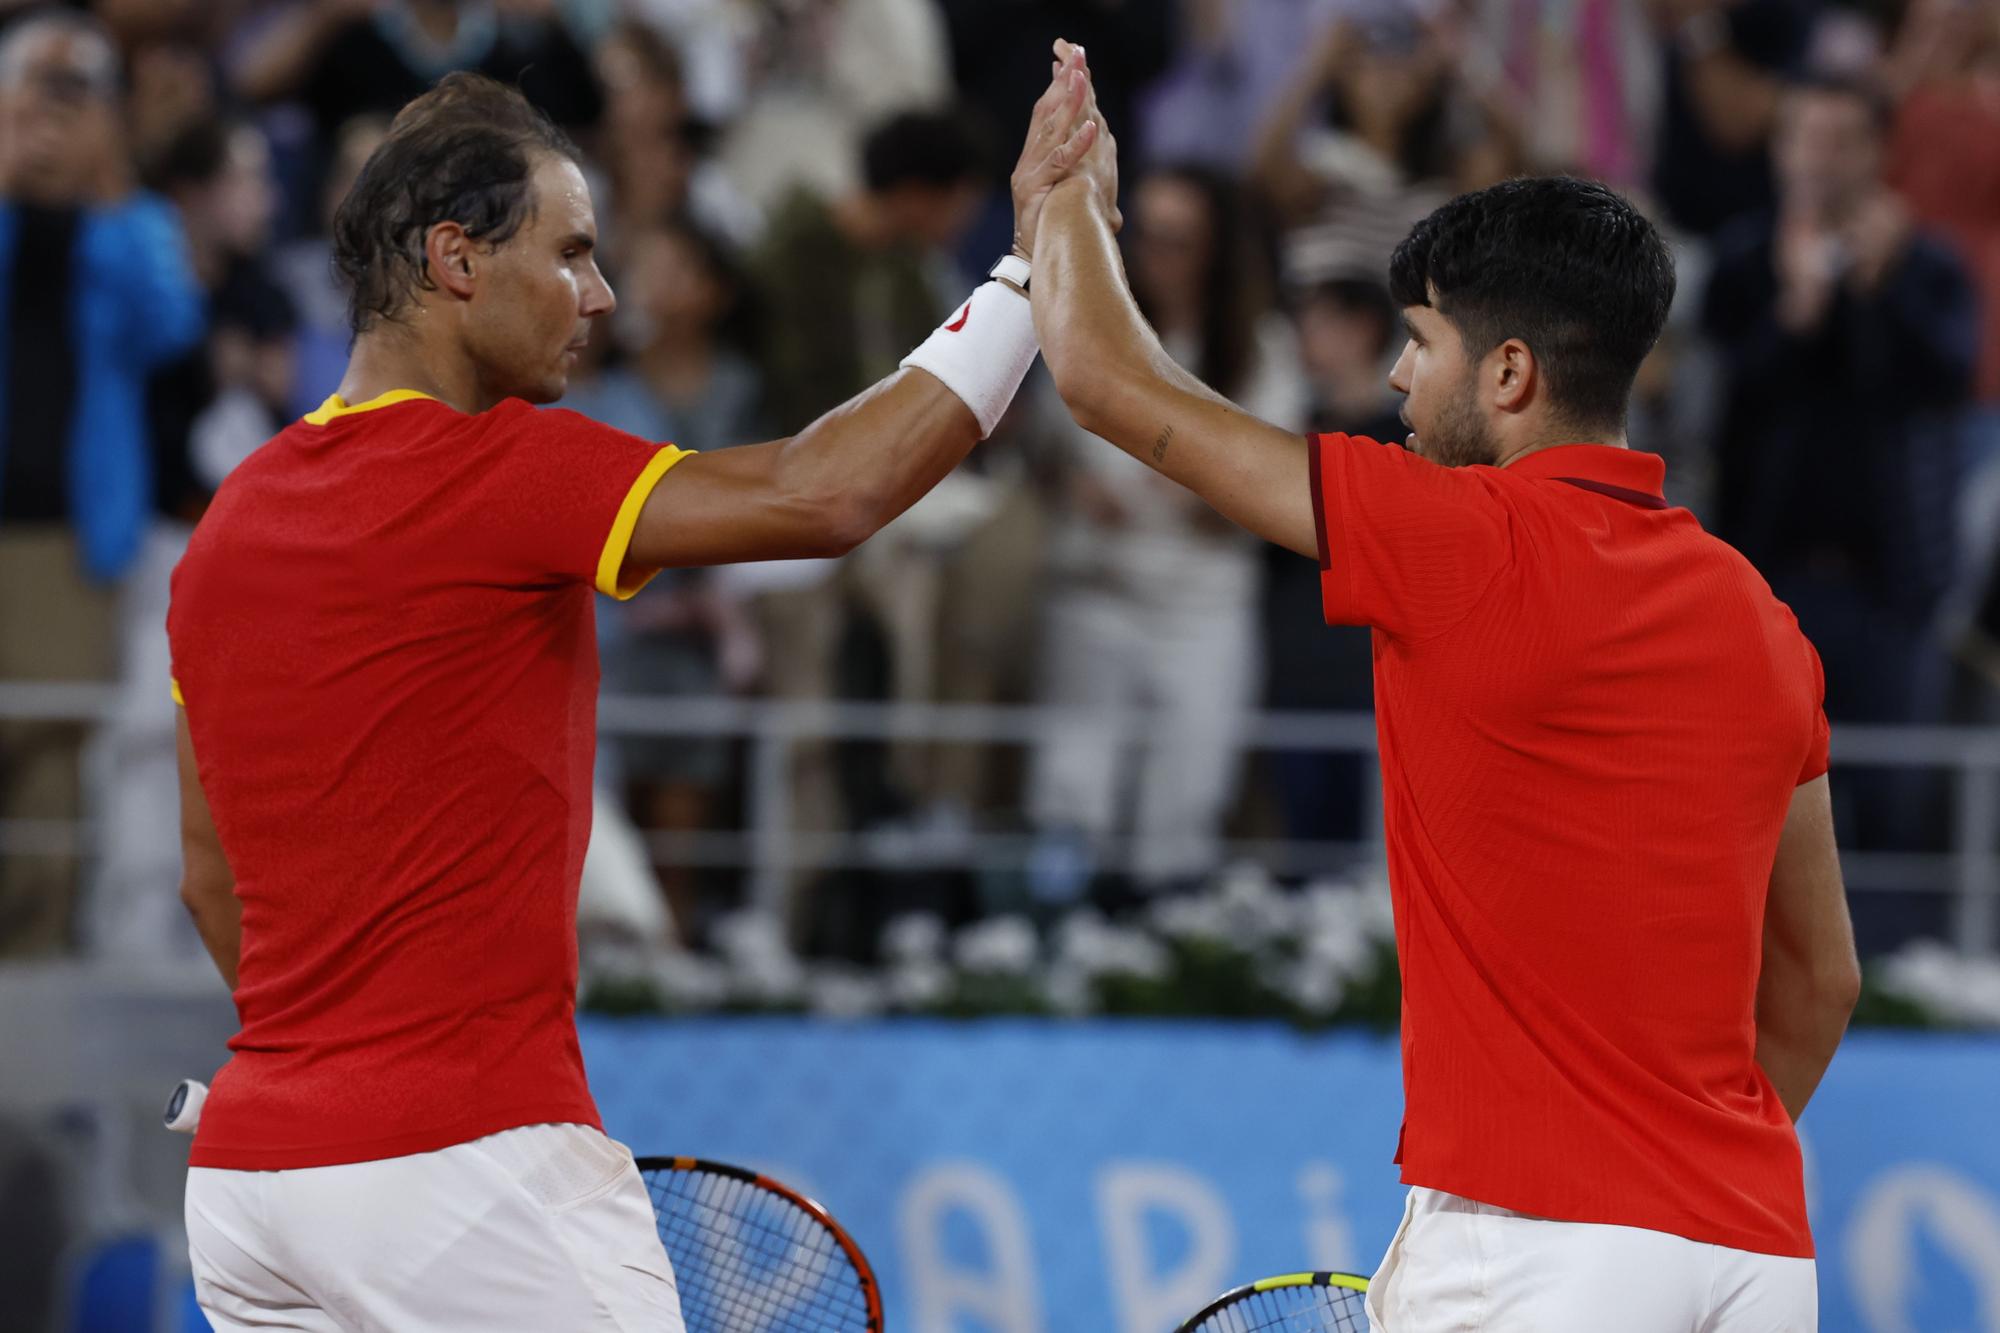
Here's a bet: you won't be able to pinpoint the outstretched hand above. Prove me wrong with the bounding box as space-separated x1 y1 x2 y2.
1009 41 1115 260
1044 39 1121 239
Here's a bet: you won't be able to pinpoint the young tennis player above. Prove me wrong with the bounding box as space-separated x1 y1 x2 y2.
169 60 1111 1330
1037 44 1857 1332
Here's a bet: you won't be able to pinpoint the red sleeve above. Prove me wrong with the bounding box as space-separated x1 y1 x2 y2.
1307 432 1513 641
462 403 689 598
1798 635 1831 785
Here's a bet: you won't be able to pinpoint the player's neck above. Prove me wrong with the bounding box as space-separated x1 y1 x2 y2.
1496 430 1629 469
337 323 484 416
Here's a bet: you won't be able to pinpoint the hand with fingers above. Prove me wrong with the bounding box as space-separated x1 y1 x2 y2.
1009 40 1115 262
1047 38 1121 237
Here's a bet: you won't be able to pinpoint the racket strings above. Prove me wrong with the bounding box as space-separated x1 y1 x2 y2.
644 1166 872 1333
1190 1284 1369 1333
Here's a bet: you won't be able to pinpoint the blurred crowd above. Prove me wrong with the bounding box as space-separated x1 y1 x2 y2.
0 0 1996 967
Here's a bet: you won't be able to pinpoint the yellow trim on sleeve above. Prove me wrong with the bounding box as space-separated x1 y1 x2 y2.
595 446 691 600
170 677 184 706
302 388 439 426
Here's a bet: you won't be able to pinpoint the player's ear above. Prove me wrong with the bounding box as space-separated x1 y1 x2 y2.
424 222 478 300
1492 338 1534 413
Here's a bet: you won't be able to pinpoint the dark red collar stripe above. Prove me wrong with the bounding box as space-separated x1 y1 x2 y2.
1554 476 1669 510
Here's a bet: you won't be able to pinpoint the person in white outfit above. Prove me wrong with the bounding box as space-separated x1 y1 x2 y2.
1028 164 1306 897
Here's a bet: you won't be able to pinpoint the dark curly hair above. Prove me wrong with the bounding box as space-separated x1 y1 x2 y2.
1389 176 1675 433
332 72 579 336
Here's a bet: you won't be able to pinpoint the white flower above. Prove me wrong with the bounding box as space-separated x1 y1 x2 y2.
1149 889 1231 942
654 952 731 1010
1214 861 1297 944
1149 863 1301 949
1275 957 1346 1016
712 910 806 1004
1053 910 1170 981
1879 941 2000 1027
806 966 889 1019
953 915 1040 975
1042 961 1095 1016
882 912 948 964
1296 884 1387 980
887 958 952 1009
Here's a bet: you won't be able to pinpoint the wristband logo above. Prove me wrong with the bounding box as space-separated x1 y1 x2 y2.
945 300 973 333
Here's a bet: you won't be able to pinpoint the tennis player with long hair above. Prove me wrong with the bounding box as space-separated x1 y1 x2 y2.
1039 45 1857 1332
168 59 1111 1330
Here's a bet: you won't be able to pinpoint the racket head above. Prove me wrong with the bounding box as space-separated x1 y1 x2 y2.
1175 1271 1371 1333
635 1155 884 1333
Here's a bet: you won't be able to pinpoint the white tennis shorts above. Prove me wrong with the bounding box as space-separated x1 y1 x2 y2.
186 1122 683 1332
1366 1186 1817 1332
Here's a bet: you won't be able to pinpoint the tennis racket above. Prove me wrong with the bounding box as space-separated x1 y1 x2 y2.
1175 1271 1371 1333
637 1155 883 1333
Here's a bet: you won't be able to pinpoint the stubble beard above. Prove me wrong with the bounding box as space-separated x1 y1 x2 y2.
1420 372 1502 469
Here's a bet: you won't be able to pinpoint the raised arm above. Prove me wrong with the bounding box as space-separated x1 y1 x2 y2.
625 370 982 566
232 0 364 104
1032 177 1320 559
1755 774 1861 1120
626 48 1101 571
177 708 240 989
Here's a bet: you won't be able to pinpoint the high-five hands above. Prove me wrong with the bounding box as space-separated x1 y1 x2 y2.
1009 39 1121 262
1045 39 1121 240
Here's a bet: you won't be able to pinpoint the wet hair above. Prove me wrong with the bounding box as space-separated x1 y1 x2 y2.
332 72 580 335
860 110 988 193
1389 176 1675 433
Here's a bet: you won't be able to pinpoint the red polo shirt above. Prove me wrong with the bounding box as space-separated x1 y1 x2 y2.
1310 435 1827 1258
168 390 686 1170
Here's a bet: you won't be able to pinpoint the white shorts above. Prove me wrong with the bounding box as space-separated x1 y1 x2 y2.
186 1122 683 1333
1366 1187 1817 1332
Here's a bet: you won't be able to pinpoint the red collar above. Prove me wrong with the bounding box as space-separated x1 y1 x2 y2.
1502 443 1668 509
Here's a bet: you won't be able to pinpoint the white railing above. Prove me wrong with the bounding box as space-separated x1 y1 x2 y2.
4 683 1997 951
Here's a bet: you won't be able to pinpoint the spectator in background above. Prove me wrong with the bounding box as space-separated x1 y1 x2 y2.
233 0 602 135
1252 16 1506 289
0 10 203 958
593 19 759 250
564 219 764 942
1462 0 1660 188
940 0 1174 265
1651 0 1813 236
115 7 224 189
1261 273 1402 852
621 0 759 128
1028 165 1306 905
715 0 954 214
746 109 992 933
754 109 986 431
1703 75 1975 878
272 113 387 415
147 119 297 519
1141 0 1342 174
90 115 297 961
1887 0 2000 659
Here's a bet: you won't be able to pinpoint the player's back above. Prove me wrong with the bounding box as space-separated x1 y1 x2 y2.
1311 435 1826 1258
168 391 674 1168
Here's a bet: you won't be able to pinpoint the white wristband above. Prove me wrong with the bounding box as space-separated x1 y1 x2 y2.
900 280 1039 438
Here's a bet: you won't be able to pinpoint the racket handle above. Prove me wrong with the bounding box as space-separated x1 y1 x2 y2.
164 1078 208 1134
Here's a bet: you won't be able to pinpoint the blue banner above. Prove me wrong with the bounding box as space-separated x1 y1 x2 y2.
582 1021 2000 1333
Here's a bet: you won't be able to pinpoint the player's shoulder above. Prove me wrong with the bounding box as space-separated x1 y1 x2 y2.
1675 516 1818 647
